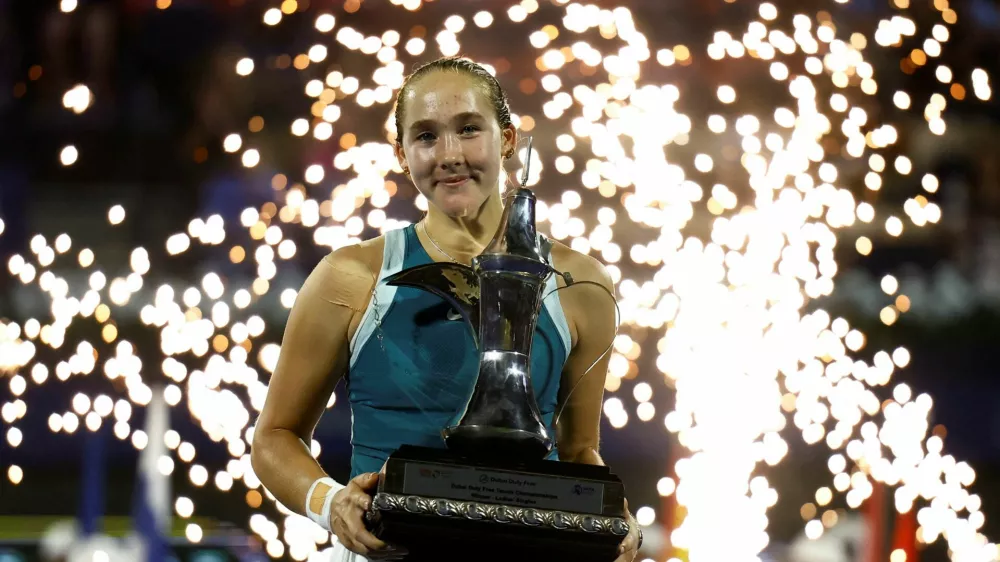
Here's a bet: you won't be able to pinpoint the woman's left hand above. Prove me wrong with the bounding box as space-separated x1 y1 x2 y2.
615 501 640 562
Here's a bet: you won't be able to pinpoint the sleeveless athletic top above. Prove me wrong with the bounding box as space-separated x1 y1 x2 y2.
344 224 573 478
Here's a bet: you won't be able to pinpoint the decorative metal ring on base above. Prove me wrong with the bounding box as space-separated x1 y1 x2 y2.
370 492 630 536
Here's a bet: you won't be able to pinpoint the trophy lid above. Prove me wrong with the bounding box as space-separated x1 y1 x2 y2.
476 136 551 274
478 187 549 268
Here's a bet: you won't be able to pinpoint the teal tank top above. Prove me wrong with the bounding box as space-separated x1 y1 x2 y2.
344 224 573 478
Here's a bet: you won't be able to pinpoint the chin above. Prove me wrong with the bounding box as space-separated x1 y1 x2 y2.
437 201 478 218
432 190 489 218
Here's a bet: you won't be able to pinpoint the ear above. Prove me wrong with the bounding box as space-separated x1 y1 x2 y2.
394 142 407 172
501 124 518 160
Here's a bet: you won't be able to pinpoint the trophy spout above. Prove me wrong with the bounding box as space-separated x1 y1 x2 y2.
480 187 549 266
383 263 480 347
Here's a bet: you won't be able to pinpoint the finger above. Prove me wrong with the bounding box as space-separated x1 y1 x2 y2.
353 471 380 491
625 532 639 553
333 520 367 556
353 526 388 552
375 545 408 558
614 546 637 562
617 534 637 557
354 491 373 511
345 509 388 552
341 535 368 556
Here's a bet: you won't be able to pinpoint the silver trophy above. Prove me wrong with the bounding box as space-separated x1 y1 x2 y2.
383 143 554 460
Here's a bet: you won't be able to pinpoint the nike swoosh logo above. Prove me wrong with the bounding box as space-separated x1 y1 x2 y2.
447 309 462 321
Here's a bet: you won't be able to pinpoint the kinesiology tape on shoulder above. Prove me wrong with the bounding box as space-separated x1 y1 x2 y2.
308 255 378 313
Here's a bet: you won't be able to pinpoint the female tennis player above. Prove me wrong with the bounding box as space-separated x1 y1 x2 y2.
251 56 638 562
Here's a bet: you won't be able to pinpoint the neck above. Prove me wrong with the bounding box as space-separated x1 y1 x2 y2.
422 190 506 258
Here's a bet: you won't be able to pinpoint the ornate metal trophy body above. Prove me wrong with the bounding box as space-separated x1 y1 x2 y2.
364 155 627 561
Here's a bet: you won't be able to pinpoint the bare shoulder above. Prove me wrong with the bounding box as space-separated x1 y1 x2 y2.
326 233 385 273
305 234 387 311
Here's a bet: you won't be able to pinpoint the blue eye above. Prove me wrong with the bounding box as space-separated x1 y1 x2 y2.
415 132 435 142
461 125 480 134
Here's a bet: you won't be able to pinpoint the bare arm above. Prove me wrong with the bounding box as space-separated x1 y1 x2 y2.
250 244 376 515
555 253 617 466
553 253 640 561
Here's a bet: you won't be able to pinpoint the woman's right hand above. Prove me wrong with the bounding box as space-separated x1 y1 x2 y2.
330 472 405 560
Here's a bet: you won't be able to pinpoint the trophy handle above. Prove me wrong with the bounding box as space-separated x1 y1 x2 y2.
383 262 481 348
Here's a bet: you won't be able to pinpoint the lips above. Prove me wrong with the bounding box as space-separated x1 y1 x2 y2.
438 175 471 188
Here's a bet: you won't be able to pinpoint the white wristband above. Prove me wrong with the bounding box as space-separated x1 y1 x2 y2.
305 476 345 532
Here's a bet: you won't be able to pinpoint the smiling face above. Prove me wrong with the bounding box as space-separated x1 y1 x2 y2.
395 71 516 218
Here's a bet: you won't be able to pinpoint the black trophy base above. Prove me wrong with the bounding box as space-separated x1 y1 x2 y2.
364 445 628 562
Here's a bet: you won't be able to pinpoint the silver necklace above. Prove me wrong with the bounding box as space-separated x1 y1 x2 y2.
420 221 478 265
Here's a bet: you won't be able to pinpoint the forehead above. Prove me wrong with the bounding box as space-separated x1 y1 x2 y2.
401 71 494 124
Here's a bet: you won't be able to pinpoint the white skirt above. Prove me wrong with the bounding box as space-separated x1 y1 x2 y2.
327 540 369 562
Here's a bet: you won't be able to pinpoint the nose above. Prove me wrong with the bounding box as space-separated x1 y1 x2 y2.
438 132 464 169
